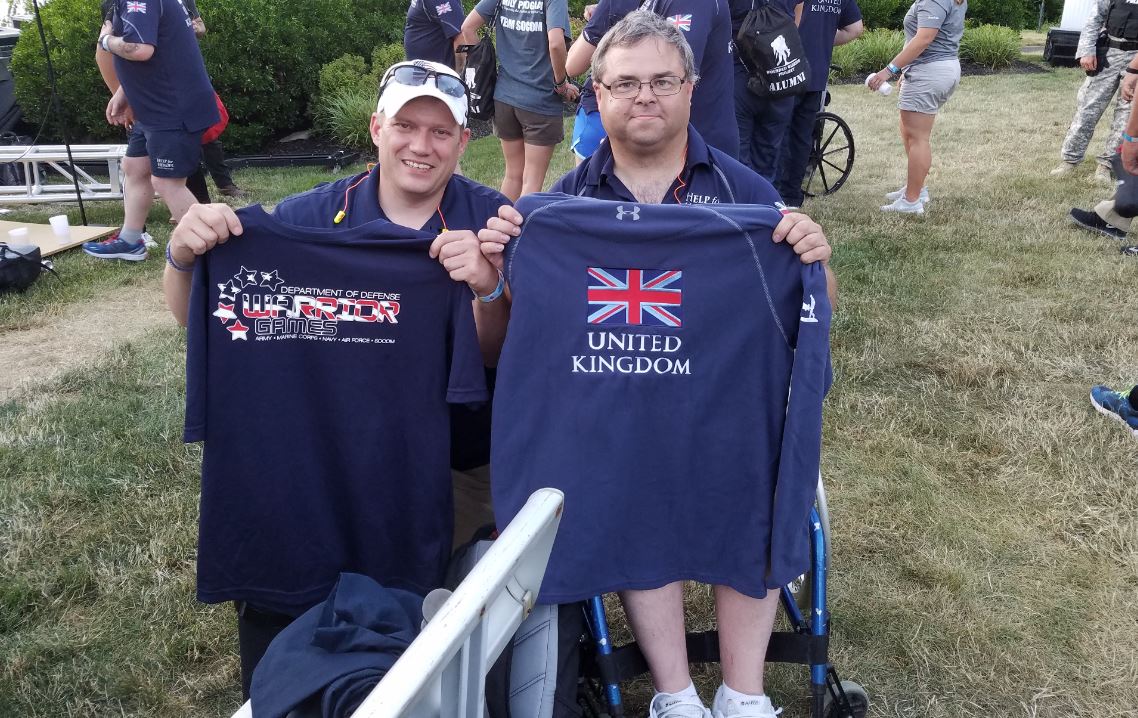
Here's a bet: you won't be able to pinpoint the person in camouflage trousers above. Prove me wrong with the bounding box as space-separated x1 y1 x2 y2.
1053 0 1138 185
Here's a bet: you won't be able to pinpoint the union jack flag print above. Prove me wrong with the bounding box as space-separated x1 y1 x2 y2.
587 267 683 327
667 14 691 31
126 0 147 12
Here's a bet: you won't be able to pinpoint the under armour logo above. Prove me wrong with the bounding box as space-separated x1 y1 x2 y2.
801 294 818 323
616 205 640 221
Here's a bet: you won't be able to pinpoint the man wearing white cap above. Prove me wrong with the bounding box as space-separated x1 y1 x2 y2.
164 59 510 697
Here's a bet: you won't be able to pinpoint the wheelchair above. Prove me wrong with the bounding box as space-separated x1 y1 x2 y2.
801 89 856 200
576 477 869 718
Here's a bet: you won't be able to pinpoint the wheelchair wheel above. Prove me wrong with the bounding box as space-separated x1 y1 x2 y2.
801 112 855 198
822 680 869 718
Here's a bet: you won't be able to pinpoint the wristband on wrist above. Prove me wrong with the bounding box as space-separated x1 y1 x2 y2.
474 270 505 303
1123 132 1137 143
165 243 195 272
99 34 112 52
887 63 901 75
554 76 568 88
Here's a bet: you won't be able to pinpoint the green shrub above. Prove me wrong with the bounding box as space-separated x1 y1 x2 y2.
852 29 905 74
830 41 864 79
314 88 377 150
319 54 373 101
858 0 908 31
858 0 1045 31
960 23 1020 68
11 0 409 153
10 0 110 143
371 43 408 86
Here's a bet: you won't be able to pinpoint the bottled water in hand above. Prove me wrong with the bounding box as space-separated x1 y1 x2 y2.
865 73 892 96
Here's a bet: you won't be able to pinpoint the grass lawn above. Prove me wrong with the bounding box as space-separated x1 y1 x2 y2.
2 64 1137 717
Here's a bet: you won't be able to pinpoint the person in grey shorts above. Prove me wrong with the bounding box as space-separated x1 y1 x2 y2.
462 0 579 201
1052 0 1138 186
868 0 965 215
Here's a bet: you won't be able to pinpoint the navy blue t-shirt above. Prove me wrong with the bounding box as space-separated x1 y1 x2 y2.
551 124 784 206
404 0 467 67
491 195 832 602
186 206 489 614
799 0 861 91
110 0 218 132
578 0 641 113
272 166 510 471
640 0 739 158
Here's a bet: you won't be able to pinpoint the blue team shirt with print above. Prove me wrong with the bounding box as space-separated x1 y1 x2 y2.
474 0 573 116
185 206 489 615
110 0 217 131
799 0 861 91
405 0 467 67
491 195 832 602
640 0 738 158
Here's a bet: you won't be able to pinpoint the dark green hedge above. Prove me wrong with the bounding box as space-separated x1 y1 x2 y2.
859 0 1058 31
11 0 408 152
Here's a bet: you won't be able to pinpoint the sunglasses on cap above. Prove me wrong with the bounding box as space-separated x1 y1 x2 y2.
380 63 468 100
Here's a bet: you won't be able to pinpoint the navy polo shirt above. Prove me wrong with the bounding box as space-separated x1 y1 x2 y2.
578 0 641 114
551 125 783 206
799 0 861 91
272 164 509 233
273 166 510 471
110 0 217 132
641 0 739 158
404 0 466 67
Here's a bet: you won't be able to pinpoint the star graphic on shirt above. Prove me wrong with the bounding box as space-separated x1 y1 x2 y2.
233 266 259 288
259 269 284 291
213 302 237 322
218 280 241 300
228 320 250 340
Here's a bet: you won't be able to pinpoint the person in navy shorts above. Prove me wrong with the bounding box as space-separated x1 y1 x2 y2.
84 0 219 261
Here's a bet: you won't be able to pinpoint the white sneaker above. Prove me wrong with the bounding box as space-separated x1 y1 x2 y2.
880 196 925 214
884 186 929 203
142 231 157 248
649 691 712 718
1049 162 1077 176
710 685 782 718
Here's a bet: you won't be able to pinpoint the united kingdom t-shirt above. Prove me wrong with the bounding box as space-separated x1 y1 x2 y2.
185 206 488 614
491 194 832 603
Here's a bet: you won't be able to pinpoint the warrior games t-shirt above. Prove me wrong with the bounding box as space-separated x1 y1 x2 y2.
185 206 488 613
491 195 832 603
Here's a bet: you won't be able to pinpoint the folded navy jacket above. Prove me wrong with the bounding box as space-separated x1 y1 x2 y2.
251 573 423 718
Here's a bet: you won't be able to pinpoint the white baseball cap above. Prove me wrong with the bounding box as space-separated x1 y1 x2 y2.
377 60 469 127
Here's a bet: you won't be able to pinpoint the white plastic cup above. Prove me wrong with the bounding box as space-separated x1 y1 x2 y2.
865 74 893 96
49 214 70 242
7 227 28 241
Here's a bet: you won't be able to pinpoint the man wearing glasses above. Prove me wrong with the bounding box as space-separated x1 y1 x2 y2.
480 12 834 718
163 60 509 696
